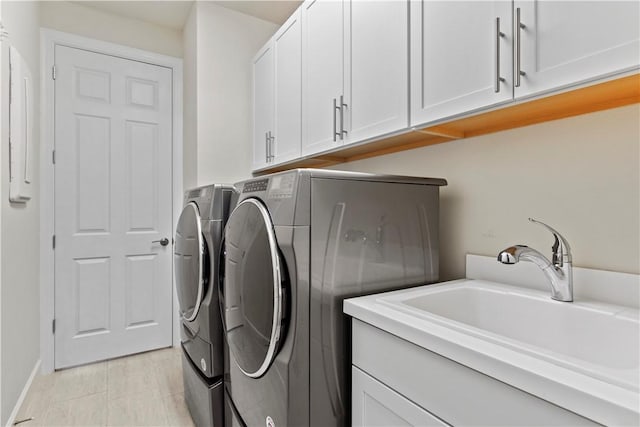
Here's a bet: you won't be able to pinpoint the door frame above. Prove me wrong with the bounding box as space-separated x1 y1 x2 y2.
39 29 183 374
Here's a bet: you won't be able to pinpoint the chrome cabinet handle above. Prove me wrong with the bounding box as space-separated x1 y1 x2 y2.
495 17 505 93
333 98 340 142
340 95 347 139
265 132 269 163
515 7 526 88
268 131 275 161
152 238 170 246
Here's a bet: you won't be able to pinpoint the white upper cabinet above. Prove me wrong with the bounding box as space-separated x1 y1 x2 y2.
253 0 638 171
410 0 640 128
515 1 640 99
302 0 409 156
252 9 302 169
252 43 274 170
346 0 409 143
273 9 302 164
410 1 513 126
301 0 344 156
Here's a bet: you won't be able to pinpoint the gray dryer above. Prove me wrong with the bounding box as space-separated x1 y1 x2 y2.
219 169 446 427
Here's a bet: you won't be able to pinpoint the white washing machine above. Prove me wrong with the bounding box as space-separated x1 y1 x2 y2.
175 184 237 426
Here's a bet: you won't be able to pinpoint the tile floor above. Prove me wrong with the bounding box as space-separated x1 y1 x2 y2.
14 347 194 426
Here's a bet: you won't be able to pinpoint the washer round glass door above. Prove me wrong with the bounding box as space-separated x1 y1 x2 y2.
174 202 208 322
220 198 285 378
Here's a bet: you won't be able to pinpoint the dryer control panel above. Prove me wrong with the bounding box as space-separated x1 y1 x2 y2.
267 173 296 199
242 179 268 193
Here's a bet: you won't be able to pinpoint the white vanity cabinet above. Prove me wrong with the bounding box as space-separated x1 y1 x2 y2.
514 0 640 99
351 319 598 426
352 367 447 427
410 0 640 127
252 8 302 169
410 1 514 126
301 0 409 156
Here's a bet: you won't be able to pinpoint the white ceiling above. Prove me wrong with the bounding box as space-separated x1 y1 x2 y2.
74 0 302 30
212 1 301 25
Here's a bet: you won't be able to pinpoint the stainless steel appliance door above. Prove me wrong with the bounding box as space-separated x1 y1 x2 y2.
220 198 285 378
174 202 208 322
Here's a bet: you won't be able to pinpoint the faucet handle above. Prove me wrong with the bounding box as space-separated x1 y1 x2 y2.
528 218 572 265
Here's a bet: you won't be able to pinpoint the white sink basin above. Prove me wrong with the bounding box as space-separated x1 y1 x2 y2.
403 285 639 372
378 280 639 392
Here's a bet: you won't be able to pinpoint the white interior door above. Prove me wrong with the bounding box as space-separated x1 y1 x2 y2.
54 45 173 369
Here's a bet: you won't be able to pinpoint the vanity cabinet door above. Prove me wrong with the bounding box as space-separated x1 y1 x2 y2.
352 366 448 427
514 0 640 99
410 1 513 127
352 319 599 426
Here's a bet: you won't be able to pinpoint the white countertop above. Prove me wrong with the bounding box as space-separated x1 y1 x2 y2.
344 257 640 426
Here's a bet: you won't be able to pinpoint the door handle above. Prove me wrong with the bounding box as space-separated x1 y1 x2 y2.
152 238 170 246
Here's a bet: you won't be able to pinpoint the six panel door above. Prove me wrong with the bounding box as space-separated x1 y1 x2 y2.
54 45 173 368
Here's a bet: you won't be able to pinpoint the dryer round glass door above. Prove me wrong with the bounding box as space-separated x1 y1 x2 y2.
174 202 209 322
219 198 286 378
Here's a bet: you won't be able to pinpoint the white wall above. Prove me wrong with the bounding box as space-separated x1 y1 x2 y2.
40 1 183 58
0 1 41 424
194 2 277 186
330 105 640 280
183 4 198 190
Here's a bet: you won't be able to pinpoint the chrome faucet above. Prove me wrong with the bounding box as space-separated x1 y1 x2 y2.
497 218 573 302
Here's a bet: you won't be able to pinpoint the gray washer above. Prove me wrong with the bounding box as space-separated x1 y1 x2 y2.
175 184 237 427
220 169 446 427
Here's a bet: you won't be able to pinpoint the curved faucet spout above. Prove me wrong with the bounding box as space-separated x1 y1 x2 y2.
497 220 573 302
498 245 551 270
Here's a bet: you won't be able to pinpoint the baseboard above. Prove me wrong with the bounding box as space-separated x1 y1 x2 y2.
5 359 41 427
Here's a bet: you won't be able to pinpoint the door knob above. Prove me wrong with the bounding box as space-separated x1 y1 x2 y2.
153 238 170 246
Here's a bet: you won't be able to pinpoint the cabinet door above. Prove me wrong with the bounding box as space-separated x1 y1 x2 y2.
410 1 513 127
345 0 409 144
253 43 274 170
301 0 344 156
352 366 449 427
273 9 302 164
515 0 640 99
